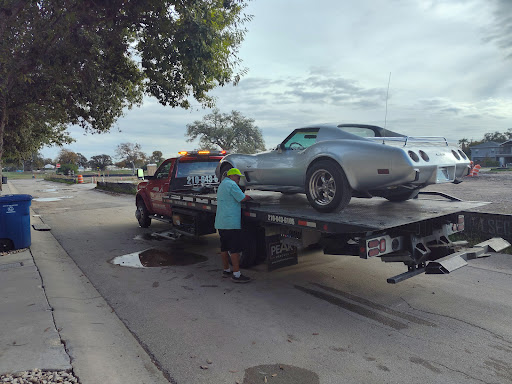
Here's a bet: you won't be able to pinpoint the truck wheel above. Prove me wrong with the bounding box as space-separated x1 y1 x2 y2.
383 188 421 202
136 200 151 228
306 160 351 213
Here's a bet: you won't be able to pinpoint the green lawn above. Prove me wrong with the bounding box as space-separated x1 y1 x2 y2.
2 171 37 180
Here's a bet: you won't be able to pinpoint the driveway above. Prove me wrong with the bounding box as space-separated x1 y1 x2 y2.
11 178 512 384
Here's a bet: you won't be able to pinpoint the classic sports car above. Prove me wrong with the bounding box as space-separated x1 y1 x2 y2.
216 124 471 213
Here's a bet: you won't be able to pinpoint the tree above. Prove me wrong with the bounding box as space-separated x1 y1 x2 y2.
76 153 88 168
483 129 512 143
89 155 113 171
23 152 45 171
186 109 265 154
114 160 128 169
458 138 471 158
115 143 146 174
56 149 79 165
149 151 164 165
0 0 252 190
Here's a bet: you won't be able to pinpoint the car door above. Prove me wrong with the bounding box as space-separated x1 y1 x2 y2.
253 128 319 186
148 159 175 215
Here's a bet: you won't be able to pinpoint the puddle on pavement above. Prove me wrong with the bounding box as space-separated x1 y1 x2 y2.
33 196 75 202
110 248 207 268
37 188 58 193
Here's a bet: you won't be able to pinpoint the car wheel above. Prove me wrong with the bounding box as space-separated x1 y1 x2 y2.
135 200 151 228
383 188 421 202
306 160 351 213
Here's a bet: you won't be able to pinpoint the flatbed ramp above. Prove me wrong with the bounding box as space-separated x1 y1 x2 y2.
167 190 489 233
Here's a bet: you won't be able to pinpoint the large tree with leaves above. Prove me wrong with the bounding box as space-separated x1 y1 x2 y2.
0 0 251 189
186 109 265 154
115 142 146 174
56 149 79 165
89 154 113 171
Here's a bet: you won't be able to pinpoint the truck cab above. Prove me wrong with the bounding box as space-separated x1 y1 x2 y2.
135 150 225 227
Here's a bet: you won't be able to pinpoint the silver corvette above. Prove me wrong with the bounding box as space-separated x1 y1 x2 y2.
216 124 471 213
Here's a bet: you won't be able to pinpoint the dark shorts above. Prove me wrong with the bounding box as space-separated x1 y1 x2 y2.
218 229 243 254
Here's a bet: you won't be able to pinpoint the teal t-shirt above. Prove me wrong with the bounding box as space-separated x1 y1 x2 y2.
214 178 246 229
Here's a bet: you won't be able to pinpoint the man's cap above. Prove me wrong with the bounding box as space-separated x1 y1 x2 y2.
227 168 244 177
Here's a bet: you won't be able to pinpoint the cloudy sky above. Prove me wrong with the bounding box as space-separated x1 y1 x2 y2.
40 0 512 161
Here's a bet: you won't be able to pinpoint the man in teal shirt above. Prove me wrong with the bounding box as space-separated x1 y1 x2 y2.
215 168 252 283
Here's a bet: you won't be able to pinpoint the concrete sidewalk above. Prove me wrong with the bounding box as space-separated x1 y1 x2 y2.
0 182 169 383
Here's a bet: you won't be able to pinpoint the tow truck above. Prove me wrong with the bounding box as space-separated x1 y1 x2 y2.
136 151 510 284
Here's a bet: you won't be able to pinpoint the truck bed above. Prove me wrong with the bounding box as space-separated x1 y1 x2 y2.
165 190 489 233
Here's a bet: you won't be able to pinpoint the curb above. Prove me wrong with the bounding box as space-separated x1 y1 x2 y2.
6 181 169 383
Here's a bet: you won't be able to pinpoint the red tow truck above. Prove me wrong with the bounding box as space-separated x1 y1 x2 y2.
135 151 510 283
135 150 225 231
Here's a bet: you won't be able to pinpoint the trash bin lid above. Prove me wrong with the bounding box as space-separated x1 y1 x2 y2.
0 194 33 203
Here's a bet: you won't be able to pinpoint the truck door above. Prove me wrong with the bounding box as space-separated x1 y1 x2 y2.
148 159 175 215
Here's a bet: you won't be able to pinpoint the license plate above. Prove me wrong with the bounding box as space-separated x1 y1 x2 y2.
186 175 219 185
436 166 455 183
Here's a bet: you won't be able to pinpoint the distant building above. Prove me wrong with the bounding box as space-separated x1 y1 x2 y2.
496 140 512 167
469 141 500 163
44 164 55 169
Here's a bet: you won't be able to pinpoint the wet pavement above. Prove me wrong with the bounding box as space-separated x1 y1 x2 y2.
110 247 208 268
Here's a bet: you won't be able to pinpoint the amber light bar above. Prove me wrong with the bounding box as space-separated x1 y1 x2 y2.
178 150 228 156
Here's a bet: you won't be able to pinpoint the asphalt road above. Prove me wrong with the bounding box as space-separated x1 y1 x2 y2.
12 179 512 384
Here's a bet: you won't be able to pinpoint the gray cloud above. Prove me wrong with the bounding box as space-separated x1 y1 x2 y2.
483 0 512 58
440 107 463 114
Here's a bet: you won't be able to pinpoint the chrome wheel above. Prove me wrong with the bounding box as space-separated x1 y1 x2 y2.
305 160 351 213
308 169 337 206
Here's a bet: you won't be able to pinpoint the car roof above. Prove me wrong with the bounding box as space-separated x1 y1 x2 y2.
294 123 404 139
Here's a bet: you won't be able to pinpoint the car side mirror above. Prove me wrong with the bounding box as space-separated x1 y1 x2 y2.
277 143 284 153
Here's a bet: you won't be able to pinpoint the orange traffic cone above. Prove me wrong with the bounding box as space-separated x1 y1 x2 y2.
77 174 84 184
471 164 481 176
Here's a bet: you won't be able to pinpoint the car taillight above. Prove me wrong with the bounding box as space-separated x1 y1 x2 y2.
408 151 419 162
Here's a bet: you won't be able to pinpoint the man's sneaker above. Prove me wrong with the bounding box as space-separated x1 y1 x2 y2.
231 274 251 283
222 270 232 278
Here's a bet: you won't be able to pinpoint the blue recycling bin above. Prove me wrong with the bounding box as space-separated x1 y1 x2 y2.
0 194 33 251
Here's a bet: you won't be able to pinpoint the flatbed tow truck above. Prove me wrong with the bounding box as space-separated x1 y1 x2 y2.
162 190 509 284
136 152 509 284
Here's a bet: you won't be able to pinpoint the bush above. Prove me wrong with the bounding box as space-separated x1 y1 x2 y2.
57 164 78 175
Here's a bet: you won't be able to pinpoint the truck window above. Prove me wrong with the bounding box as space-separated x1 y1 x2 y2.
171 160 220 190
154 161 173 179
